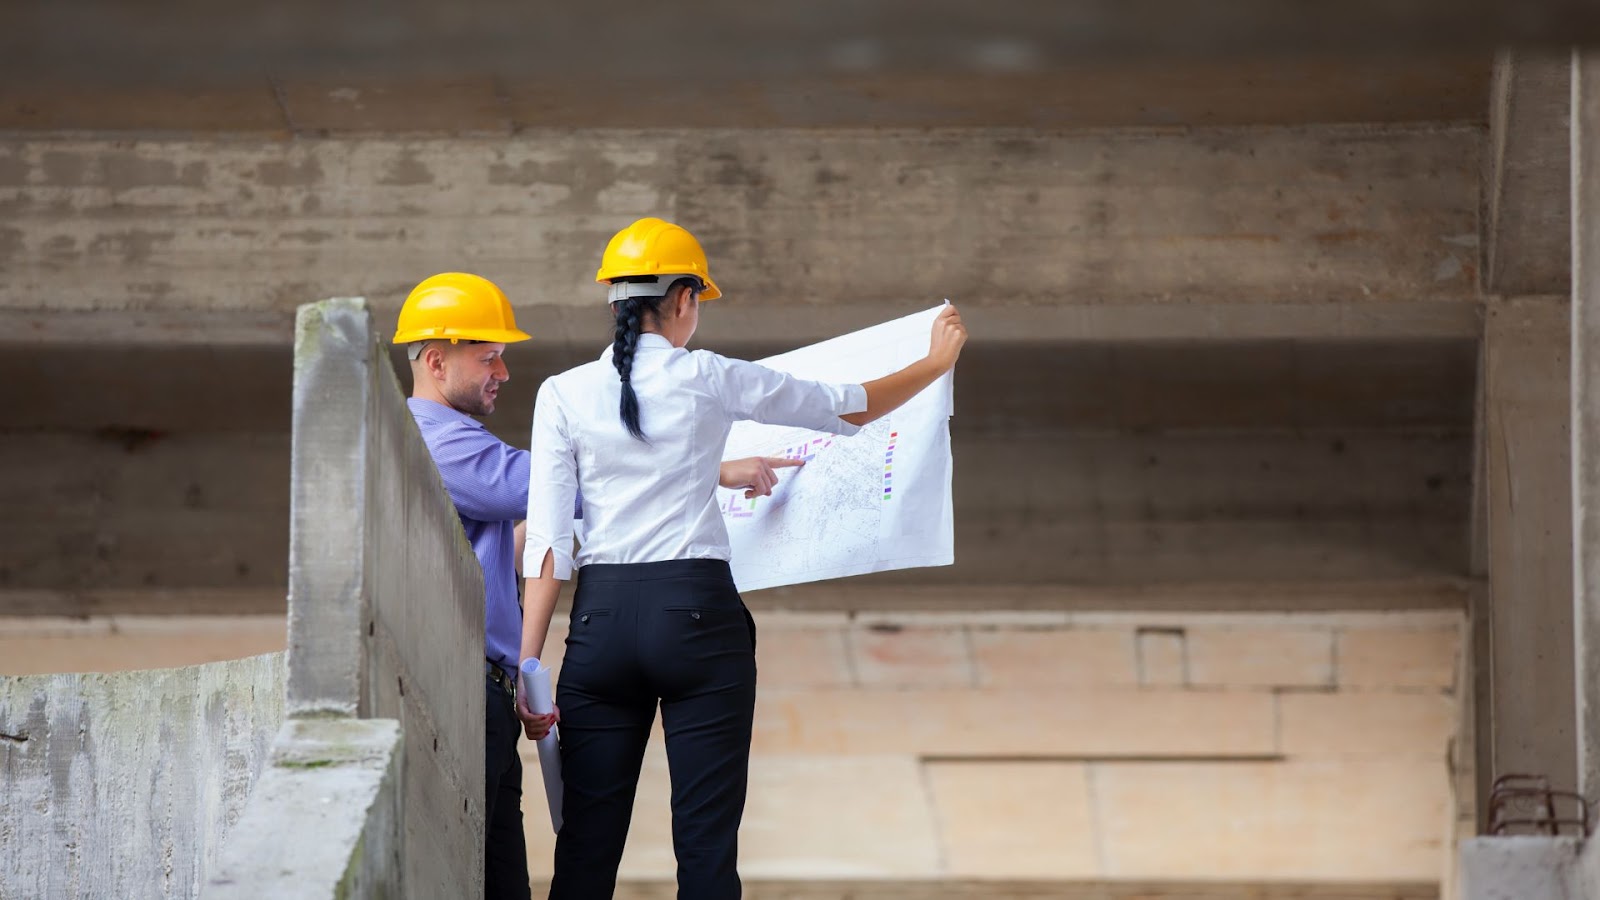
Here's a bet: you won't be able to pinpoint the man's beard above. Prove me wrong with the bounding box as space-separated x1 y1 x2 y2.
446 383 494 417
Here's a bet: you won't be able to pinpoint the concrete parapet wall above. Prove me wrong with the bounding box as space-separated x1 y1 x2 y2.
204 719 403 900
0 651 284 899
283 296 485 897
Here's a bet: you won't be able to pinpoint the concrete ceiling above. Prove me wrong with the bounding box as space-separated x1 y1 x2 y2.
2 56 1493 132
9 0 1577 131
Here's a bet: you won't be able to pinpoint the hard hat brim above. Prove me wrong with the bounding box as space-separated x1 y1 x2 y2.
391 326 533 345
594 273 723 302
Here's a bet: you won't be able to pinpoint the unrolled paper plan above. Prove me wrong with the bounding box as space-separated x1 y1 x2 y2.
716 304 956 592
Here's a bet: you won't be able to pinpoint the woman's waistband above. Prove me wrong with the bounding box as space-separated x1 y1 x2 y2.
576 558 734 584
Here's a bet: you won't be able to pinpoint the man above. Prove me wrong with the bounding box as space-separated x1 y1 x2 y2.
394 272 800 900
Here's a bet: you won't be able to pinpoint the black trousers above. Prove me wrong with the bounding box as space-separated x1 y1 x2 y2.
548 559 758 900
486 670 533 900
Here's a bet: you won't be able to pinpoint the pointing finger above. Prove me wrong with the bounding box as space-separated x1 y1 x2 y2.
767 458 806 469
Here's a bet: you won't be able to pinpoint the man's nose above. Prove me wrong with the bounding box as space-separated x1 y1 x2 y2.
492 357 510 382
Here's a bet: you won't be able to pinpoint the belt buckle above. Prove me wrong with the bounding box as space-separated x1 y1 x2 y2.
487 662 514 696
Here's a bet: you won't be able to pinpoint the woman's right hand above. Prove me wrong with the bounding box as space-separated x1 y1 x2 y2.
516 688 560 741
928 303 967 371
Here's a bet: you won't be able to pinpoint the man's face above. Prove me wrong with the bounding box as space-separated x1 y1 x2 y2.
436 341 510 416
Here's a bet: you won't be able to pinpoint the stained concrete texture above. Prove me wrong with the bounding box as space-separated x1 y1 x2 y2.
284 297 486 897
0 651 284 900
0 0 1590 88
1481 297 1577 803
0 129 1478 328
0 337 1477 608
1457 837 1586 900
204 718 403 900
0 56 1494 133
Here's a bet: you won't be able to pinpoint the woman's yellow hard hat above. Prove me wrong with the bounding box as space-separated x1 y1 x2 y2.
595 218 722 301
392 272 532 346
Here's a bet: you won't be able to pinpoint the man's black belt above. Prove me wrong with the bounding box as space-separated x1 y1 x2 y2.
485 660 515 697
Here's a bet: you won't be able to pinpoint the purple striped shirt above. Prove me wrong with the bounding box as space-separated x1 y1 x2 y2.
407 397 530 679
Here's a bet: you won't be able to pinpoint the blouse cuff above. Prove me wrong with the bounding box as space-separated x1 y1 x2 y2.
840 383 868 415
522 542 574 581
826 383 869 436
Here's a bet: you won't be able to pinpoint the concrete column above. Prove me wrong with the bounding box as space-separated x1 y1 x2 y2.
1571 50 1600 801
1484 296 1577 799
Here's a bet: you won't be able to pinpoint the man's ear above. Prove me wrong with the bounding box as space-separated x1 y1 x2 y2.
424 344 449 379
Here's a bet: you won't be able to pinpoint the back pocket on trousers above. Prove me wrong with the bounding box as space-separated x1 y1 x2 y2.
662 606 751 651
563 608 612 667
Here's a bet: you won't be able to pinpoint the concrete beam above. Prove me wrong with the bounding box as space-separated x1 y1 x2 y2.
0 1 1592 86
0 55 1491 133
0 129 1480 334
1484 52 1571 295
0 300 1485 349
1483 295 1578 795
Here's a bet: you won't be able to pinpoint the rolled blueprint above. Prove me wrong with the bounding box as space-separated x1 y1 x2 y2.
519 657 563 832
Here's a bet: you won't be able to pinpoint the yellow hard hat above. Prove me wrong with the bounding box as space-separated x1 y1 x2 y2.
392 272 532 346
595 217 722 301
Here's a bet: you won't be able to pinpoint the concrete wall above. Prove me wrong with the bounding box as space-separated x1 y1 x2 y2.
0 126 1481 613
5 604 1463 893
0 651 284 899
205 719 404 900
275 296 486 897
520 605 1462 889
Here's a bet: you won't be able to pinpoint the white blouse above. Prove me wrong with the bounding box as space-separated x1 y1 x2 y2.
523 333 868 580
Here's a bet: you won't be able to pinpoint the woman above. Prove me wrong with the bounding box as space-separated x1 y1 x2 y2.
518 217 965 899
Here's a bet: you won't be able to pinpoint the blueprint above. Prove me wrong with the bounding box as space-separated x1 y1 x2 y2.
718 305 955 592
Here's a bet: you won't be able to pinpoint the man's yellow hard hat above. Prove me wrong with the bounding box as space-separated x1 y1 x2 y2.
595 218 722 301
392 272 532 347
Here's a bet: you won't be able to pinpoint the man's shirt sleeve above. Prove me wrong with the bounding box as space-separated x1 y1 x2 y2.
426 424 531 522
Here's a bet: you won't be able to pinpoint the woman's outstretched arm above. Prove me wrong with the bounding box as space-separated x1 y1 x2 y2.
842 303 967 427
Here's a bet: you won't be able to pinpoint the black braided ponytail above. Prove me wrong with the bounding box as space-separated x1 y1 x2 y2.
612 295 649 440
610 276 699 441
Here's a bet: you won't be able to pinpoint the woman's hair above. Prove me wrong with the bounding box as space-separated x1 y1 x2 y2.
611 276 701 441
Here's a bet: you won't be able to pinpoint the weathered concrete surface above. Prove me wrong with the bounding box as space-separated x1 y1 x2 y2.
1483 52 1571 296
0 55 1491 132
0 0 1590 86
0 651 284 900
0 337 1475 608
204 718 403 900
1458 837 1584 900
285 297 484 897
1575 50 1600 803
1481 297 1578 797
0 415 1471 601
0 128 1479 332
